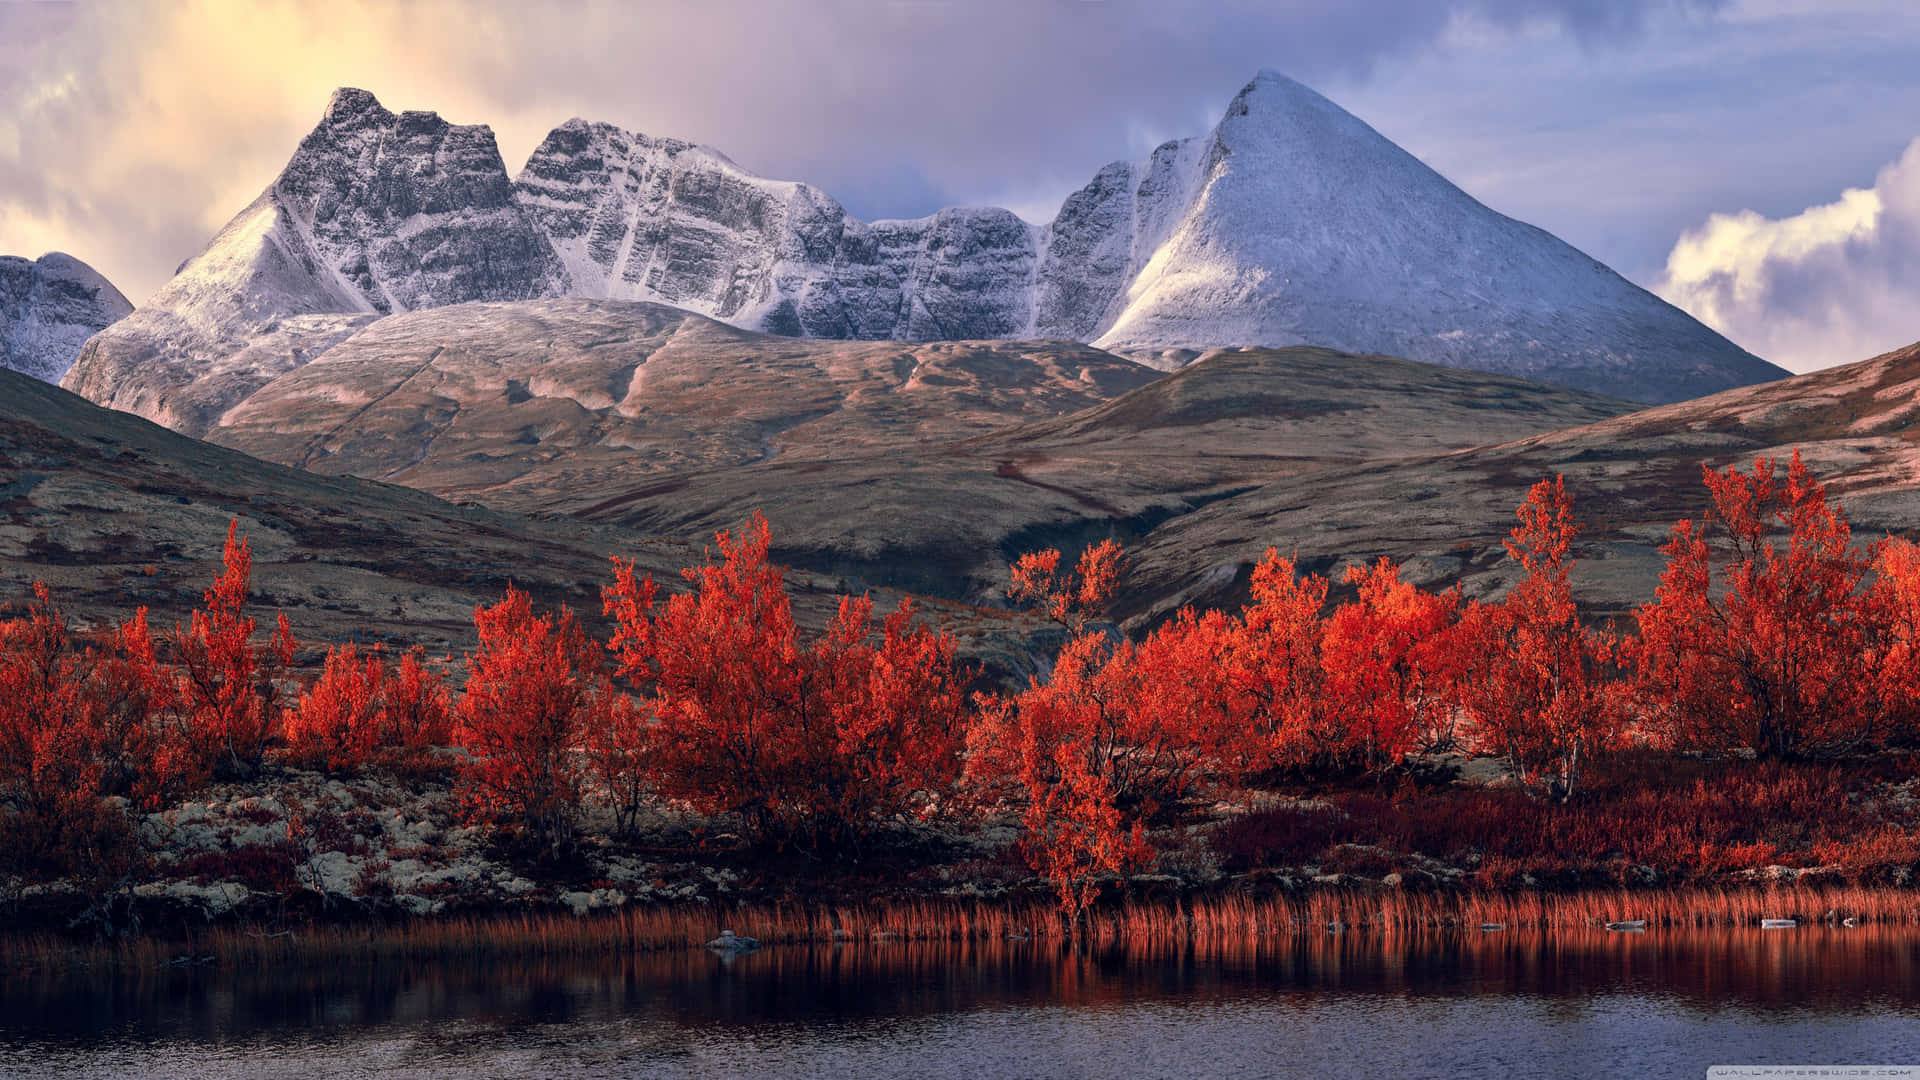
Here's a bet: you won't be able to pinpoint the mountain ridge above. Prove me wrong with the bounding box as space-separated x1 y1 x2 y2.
63 69 1784 431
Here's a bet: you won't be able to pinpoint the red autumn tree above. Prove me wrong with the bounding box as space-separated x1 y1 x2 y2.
1865 536 1920 746
283 643 384 772
1229 551 1341 777
455 586 607 859
1456 476 1617 801
382 648 456 768
1634 451 1881 758
583 690 652 840
1320 559 1465 765
809 594 969 847
1007 538 1126 630
165 521 296 781
605 514 967 850
968 540 1167 921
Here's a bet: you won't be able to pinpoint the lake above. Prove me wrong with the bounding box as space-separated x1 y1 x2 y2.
4 925 1917 1078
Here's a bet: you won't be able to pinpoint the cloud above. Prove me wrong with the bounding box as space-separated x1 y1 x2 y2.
1656 137 1920 372
0 0 1717 305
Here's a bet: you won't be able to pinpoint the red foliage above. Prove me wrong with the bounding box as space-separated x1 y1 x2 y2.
1634 451 1883 758
1454 476 1618 800
1867 536 1920 746
1007 538 1126 629
162 520 297 782
1321 558 1464 765
0 584 152 885
605 514 967 850
1231 551 1339 775
283 645 453 773
454 585 608 859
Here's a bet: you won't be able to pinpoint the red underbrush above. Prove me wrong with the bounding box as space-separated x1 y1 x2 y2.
1214 752 1919 887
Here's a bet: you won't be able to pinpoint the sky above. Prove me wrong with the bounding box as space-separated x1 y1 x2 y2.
2 0 1917 373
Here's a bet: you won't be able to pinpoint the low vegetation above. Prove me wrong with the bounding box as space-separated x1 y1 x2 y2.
4 451 1920 946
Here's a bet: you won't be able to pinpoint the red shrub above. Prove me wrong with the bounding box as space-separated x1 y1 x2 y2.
162 521 297 782
0 584 157 886
283 644 454 773
605 514 968 851
454 586 610 860
1635 451 1887 758
1455 476 1620 800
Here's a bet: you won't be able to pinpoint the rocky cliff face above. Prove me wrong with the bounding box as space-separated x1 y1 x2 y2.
514 120 1039 340
0 253 132 383
506 72 1780 403
65 72 1786 430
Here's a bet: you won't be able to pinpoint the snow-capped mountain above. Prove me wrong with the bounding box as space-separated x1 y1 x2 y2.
65 72 1784 431
513 71 1779 402
0 253 131 383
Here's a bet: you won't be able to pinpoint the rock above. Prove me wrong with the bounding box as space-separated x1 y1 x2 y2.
65 89 565 435
706 929 760 953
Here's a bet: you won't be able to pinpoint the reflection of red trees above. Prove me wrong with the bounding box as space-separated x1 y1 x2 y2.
8 457 1920 912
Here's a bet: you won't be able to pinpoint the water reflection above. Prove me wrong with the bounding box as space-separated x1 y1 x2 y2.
4 926 1918 1079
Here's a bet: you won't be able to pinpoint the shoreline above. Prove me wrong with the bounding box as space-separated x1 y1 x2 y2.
8 881 1919 975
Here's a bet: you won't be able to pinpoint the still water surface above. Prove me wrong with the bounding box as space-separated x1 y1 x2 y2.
4 926 1918 1078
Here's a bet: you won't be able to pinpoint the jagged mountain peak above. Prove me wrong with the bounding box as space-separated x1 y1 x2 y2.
321 86 393 125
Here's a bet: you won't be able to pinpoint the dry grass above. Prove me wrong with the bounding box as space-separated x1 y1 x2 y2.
6 882 1918 975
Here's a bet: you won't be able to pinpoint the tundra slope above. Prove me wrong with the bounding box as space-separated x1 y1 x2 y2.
185 291 1634 601
66 72 1779 427
201 298 1157 505
1120 339 1920 628
0 365 1052 674
0 253 131 383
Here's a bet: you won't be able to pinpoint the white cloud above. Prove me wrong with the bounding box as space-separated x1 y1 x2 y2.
1656 137 1920 372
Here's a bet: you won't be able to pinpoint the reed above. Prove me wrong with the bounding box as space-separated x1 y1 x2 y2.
8 881 1918 976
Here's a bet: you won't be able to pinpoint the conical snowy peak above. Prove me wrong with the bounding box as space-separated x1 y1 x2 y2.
0 252 132 383
1088 71 1783 401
